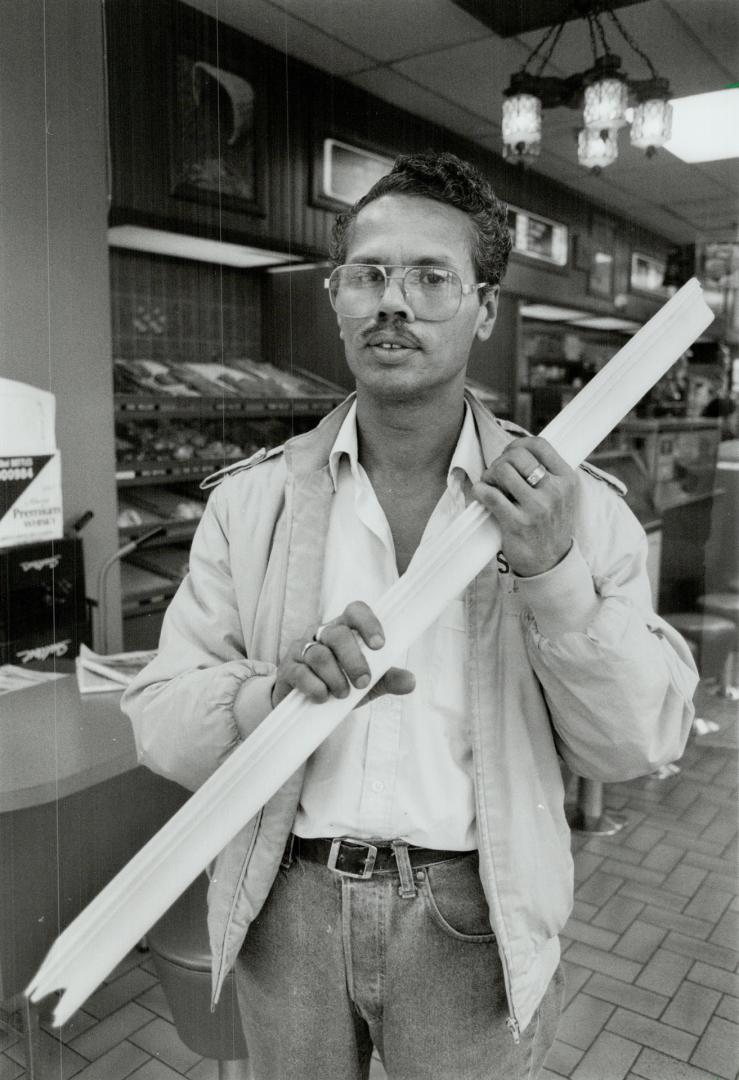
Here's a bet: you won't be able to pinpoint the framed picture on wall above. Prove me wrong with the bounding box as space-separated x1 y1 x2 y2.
507 206 568 267
312 138 394 212
168 45 266 215
630 251 669 297
588 250 615 298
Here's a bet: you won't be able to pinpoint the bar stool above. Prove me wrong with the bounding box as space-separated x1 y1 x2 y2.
663 611 734 690
697 592 739 699
147 874 249 1080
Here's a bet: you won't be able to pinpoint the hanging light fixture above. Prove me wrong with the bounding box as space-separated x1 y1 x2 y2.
502 81 542 162
577 127 619 172
501 1 673 173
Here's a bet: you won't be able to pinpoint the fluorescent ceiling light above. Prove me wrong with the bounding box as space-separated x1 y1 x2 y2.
570 316 641 332
108 226 300 268
663 89 739 163
520 303 589 321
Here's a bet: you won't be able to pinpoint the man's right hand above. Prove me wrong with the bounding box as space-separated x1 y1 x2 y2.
271 600 415 708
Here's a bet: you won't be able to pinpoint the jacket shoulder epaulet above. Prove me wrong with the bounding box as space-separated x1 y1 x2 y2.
578 460 627 496
200 445 284 491
496 418 626 496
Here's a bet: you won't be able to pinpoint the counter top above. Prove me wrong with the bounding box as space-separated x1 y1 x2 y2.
0 674 136 812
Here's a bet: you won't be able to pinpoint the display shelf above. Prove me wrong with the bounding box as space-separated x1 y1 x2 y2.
114 394 343 418
118 519 199 545
116 459 229 485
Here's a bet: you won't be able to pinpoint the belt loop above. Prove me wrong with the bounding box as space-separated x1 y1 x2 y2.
281 832 296 870
391 840 418 899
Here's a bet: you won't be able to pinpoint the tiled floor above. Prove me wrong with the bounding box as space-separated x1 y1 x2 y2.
2 682 737 1080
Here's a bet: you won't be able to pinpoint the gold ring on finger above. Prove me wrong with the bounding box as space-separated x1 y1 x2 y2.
525 464 547 488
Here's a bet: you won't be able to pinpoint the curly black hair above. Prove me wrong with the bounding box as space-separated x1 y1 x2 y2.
329 151 512 287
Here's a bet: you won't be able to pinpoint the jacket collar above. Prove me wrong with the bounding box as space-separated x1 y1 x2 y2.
282 388 515 477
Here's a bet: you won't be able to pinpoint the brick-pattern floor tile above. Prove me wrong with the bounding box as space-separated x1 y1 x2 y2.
4 1027 88 1078
683 882 734 923
623 824 666 853
543 1039 583 1075
0 1055 24 1080
661 863 708 898
576 871 624 906
638 904 713 941
660 981 721 1036
565 944 641 984
72 1040 149 1080
640 844 683 874
715 994 739 1024
662 930 739 971
689 1015 739 1079
571 1030 640 1080
0 1027 18 1055
631 1046 726 1079
592 896 644 933
573 852 604 885
636 949 693 995
135 984 174 1023
563 918 620 951
708 907 739 950
83 968 158 1021
617 881 688 913
571 899 599 922
687 962 739 998
560 962 592 1007
613 920 666 962
130 1017 201 1074
126 1060 185 1080
69 1002 153 1060
606 1009 697 1061
583 973 668 1020
557 994 615 1051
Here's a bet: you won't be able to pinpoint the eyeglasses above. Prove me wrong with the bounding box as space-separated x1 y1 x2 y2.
324 264 489 322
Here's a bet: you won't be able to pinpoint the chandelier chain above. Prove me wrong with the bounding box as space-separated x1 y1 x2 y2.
586 14 599 65
606 9 659 78
519 21 561 75
592 11 610 58
535 21 568 76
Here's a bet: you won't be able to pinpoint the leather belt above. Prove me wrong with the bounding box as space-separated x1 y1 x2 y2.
286 834 473 880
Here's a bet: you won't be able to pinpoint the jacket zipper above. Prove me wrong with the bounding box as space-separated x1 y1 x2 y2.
211 809 263 1008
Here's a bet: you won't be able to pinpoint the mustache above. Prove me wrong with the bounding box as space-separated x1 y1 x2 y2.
362 322 421 349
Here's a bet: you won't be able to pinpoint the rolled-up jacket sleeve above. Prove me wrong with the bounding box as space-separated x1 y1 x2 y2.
516 473 698 781
120 483 277 791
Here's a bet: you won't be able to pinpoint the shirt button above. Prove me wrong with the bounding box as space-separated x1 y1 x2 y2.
371 780 384 793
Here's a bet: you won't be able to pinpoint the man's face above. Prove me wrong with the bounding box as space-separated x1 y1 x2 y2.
336 194 498 401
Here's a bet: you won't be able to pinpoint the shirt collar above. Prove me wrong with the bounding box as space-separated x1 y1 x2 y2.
328 399 483 495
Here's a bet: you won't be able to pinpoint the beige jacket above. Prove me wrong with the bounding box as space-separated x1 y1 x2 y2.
122 391 697 1036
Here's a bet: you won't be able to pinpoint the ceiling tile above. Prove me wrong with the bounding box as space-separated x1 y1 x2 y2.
662 0 738 82
186 0 372 73
267 0 487 63
393 36 529 119
347 67 494 138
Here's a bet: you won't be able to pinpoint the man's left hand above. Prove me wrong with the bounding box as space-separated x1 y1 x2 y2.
471 436 577 577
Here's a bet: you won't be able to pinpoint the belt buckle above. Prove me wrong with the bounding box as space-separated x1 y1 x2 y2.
327 837 378 879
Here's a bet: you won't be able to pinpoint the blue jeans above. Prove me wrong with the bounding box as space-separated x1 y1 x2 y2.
235 848 563 1079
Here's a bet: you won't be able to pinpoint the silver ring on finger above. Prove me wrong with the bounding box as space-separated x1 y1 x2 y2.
300 639 321 663
525 463 547 488
314 622 331 644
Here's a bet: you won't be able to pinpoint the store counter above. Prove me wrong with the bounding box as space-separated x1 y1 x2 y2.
0 674 187 1003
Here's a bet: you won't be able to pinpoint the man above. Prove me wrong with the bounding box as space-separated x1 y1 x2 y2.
123 152 697 1079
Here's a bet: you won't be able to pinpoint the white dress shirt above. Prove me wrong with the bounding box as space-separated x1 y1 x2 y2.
293 401 484 850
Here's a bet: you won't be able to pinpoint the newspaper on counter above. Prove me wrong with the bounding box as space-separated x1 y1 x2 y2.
75 644 157 694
